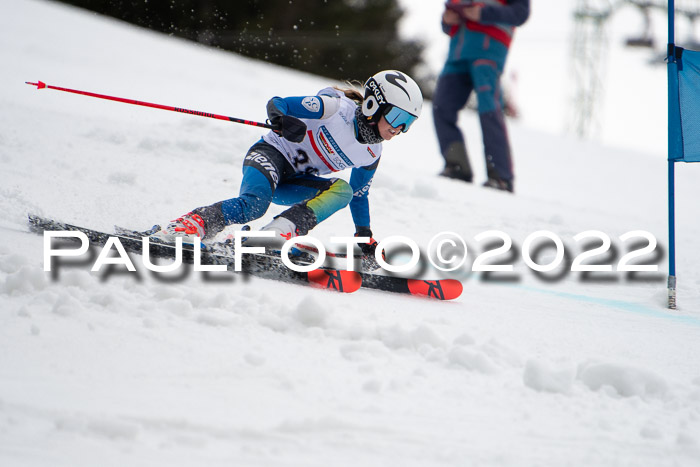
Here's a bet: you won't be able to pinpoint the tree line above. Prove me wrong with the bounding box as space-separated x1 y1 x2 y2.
56 0 426 89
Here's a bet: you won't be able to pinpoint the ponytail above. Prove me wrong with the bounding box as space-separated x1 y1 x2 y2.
334 82 364 104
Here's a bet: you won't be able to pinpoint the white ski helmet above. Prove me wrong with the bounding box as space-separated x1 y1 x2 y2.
361 70 423 132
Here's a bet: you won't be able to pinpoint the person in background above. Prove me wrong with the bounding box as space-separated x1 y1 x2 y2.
154 70 423 259
433 0 530 193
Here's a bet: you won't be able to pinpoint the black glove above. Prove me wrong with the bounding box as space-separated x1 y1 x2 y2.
355 227 383 271
267 99 307 143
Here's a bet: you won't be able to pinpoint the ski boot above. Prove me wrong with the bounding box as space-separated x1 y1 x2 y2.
153 212 206 243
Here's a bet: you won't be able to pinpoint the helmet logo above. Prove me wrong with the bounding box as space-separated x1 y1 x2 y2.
385 72 411 100
367 78 386 106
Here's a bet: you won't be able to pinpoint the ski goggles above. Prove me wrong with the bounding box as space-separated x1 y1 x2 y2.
383 105 418 133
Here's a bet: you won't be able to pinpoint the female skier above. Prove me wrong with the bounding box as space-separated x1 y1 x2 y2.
156 70 423 254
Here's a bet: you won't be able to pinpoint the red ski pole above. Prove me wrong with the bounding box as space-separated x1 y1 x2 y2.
25 80 273 129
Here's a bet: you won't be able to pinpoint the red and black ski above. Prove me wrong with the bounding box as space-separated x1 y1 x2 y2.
307 269 362 293
294 241 462 300
360 274 462 300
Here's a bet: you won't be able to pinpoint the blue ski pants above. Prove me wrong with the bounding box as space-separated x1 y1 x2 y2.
433 62 513 182
218 142 353 226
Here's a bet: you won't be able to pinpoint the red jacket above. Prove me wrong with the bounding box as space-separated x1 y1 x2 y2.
444 0 530 48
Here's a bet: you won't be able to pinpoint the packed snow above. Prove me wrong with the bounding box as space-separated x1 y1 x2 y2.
1 1 700 466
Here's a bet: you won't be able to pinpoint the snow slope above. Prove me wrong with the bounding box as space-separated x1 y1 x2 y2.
1 1 700 466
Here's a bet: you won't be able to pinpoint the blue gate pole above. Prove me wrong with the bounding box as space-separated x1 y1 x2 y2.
668 162 676 309
668 0 677 309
